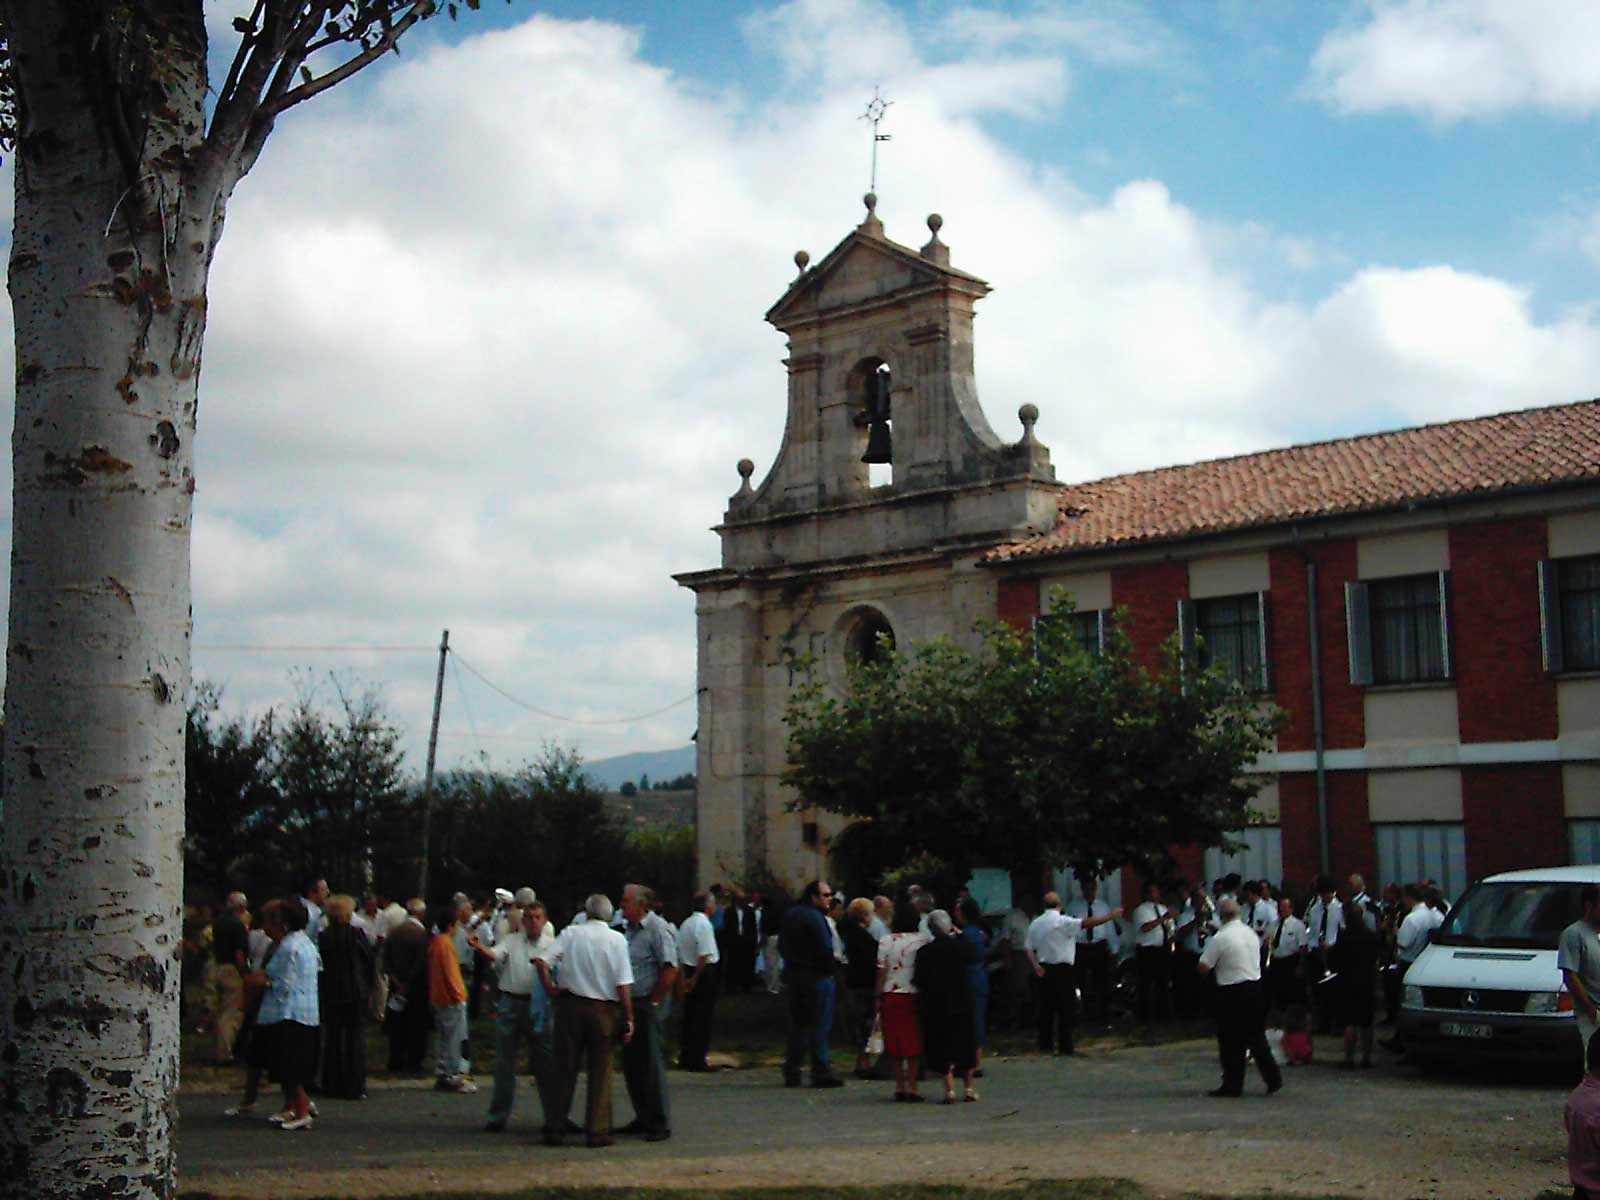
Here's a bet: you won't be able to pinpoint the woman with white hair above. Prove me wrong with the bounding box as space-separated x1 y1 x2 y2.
913 909 980 1104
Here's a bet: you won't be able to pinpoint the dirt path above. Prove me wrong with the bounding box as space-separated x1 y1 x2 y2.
179 1037 1570 1199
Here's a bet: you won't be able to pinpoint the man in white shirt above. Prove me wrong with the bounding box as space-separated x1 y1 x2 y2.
1197 897 1283 1097
1173 883 1213 1016
1025 891 1122 1054
1067 878 1120 1022
1346 874 1380 933
1267 896 1310 1011
472 901 557 1133
1304 877 1345 1032
1130 881 1171 1024
675 891 721 1072
1244 881 1278 945
536 894 634 1148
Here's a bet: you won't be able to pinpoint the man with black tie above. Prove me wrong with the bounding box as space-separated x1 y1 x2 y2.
1067 878 1119 1023
726 892 759 994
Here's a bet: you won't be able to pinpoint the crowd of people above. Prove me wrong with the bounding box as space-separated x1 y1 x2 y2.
176 864 1464 1140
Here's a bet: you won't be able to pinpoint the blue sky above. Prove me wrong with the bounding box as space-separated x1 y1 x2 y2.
71 0 1600 771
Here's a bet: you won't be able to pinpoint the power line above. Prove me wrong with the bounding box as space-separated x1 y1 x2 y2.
451 652 696 726
194 644 435 652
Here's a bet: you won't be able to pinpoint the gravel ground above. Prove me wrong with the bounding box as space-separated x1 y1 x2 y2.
177 1035 1573 1200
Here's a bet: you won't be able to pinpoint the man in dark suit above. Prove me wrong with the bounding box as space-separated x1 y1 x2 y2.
382 898 431 1072
726 892 760 993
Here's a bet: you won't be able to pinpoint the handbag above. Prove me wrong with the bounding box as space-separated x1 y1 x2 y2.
866 1013 884 1057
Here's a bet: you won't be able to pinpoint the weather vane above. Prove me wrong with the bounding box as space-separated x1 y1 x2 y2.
860 86 893 194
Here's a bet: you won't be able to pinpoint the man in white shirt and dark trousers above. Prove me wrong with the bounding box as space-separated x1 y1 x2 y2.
1025 892 1122 1055
1068 879 1119 1023
1267 896 1310 1011
1130 881 1171 1024
536 894 635 1148
1197 897 1283 1097
676 891 721 1072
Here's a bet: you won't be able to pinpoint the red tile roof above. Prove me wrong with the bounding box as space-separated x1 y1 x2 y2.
984 399 1600 564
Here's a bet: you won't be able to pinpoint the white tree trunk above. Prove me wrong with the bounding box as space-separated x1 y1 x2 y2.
0 8 218 1196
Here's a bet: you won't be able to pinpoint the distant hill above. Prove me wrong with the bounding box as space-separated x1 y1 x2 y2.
584 744 695 791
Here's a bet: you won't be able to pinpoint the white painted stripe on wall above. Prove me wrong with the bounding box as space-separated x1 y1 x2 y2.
1257 735 1600 774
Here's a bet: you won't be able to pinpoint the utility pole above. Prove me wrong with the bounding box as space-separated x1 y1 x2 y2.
418 628 449 898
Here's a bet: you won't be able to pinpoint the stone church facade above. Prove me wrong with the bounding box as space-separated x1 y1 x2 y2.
677 197 1600 899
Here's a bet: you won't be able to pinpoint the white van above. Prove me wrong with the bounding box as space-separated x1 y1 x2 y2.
1398 865 1600 1066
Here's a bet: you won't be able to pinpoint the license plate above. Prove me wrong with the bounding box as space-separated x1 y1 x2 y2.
1440 1022 1493 1039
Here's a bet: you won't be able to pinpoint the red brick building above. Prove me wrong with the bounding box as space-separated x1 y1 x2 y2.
982 401 1600 896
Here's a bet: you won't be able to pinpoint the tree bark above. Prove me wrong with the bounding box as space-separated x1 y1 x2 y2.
0 5 216 1196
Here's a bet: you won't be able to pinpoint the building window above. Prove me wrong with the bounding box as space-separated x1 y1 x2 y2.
1540 555 1600 673
1345 572 1452 686
1571 820 1600 866
801 820 819 847
1375 822 1467 902
1035 609 1107 658
1178 593 1270 690
1202 826 1283 887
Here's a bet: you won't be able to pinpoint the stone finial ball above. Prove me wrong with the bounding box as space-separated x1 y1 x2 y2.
794 250 810 271
1019 403 1039 426
863 191 878 213
737 458 755 479
927 213 943 235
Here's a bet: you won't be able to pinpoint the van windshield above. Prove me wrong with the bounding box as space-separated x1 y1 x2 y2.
1434 881 1588 950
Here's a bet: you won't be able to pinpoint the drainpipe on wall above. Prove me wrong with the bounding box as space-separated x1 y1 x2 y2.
1306 559 1330 876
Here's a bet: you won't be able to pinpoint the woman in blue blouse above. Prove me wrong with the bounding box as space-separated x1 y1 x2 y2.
956 897 990 1078
258 897 322 1130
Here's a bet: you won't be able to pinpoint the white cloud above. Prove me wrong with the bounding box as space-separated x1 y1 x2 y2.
1307 0 1600 122
933 2 1172 68
8 0 1600 778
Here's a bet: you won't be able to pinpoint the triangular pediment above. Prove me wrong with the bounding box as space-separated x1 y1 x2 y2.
766 226 989 329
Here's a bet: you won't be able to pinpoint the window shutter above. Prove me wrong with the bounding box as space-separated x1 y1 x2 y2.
1345 580 1372 686
1539 559 1564 674
1094 609 1106 656
1255 590 1272 693
1177 598 1196 674
1437 570 1453 680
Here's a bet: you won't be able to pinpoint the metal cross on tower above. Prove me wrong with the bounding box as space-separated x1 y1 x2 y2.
861 86 893 193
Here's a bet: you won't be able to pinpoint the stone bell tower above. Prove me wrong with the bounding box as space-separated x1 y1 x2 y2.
676 195 1062 888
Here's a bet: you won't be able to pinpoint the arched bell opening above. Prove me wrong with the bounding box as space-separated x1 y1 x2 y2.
846 357 894 488
842 607 896 668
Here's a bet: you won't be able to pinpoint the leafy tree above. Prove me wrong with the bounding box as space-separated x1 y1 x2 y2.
184 685 277 901
0 5 500 1193
783 606 1282 888
638 772 651 792
421 745 627 924
619 780 638 798
622 825 696 919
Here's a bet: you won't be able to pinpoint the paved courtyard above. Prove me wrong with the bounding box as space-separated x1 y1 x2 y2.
179 1036 1572 1199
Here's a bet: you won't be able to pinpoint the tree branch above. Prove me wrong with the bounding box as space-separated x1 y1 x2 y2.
259 0 433 119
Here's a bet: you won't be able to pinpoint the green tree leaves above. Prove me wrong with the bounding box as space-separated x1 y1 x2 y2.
783 599 1283 886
